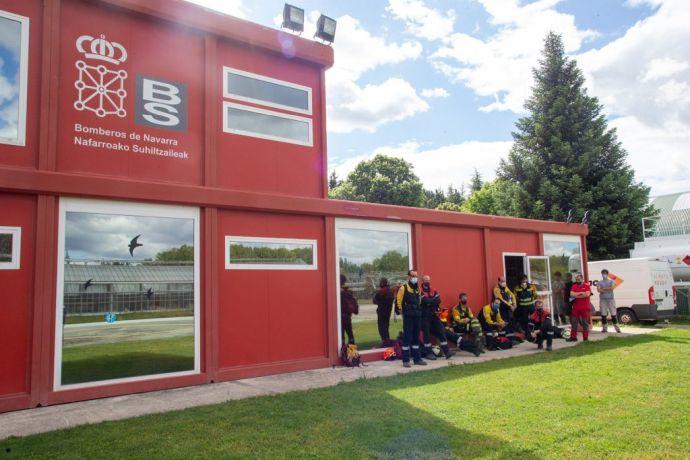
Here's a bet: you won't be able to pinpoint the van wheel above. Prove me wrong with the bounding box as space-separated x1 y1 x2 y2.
618 309 637 325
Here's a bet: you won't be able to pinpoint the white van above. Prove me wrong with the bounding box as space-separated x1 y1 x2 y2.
588 258 676 324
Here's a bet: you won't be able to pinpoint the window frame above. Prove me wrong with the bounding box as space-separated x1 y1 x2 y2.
222 101 313 147
0 9 29 147
334 218 413 354
225 235 318 271
222 66 312 115
53 198 201 391
0 226 21 269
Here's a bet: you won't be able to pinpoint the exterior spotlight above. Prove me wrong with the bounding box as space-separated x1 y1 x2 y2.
282 4 305 34
315 14 336 44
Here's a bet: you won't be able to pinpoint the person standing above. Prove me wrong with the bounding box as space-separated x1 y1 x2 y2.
568 273 591 341
373 278 396 343
420 275 454 360
551 271 566 325
493 277 516 332
396 270 426 367
514 275 538 334
597 269 621 333
340 274 359 345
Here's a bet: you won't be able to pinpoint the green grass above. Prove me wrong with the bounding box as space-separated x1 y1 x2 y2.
3 329 688 459
65 310 193 325
352 318 404 350
61 336 194 385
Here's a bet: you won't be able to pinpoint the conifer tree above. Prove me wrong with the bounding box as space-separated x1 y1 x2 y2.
497 32 654 259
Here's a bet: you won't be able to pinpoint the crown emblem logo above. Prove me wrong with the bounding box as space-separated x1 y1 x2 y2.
76 34 127 65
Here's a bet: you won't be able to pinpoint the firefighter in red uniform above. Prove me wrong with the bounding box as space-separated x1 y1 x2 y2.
420 275 455 360
528 299 554 350
568 273 591 341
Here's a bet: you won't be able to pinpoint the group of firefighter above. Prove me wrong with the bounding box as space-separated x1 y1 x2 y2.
344 268 594 367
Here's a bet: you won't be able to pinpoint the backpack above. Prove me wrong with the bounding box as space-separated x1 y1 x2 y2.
494 336 513 349
341 343 361 367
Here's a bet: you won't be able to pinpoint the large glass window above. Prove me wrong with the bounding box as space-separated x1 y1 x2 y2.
0 226 21 269
223 102 312 146
0 10 29 146
223 67 311 114
55 199 200 388
225 236 317 270
335 219 412 352
543 234 583 316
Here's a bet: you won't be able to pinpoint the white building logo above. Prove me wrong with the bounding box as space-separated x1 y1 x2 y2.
74 34 128 118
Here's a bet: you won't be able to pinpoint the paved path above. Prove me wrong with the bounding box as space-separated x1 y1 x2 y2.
63 317 194 347
0 328 657 440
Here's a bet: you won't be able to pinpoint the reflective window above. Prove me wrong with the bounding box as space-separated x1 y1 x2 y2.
336 220 412 351
0 226 20 269
56 200 199 388
0 11 29 146
223 102 312 146
224 67 311 114
226 236 317 270
543 234 583 317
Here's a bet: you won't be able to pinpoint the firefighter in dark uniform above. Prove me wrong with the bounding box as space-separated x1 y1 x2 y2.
514 275 538 334
420 275 455 360
442 293 484 356
395 269 426 368
528 299 554 351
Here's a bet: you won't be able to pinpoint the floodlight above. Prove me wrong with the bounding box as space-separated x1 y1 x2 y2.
315 14 336 44
282 4 305 34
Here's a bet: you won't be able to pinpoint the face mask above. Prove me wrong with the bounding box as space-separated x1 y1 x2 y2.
410 277 418 285
422 282 430 291
460 299 467 305
492 303 499 311
521 282 527 287
500 282 506 287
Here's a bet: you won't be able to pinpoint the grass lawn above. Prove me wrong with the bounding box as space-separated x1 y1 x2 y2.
61 336 194 385
352 318 404 350
3 329 689 459
65 310 193 325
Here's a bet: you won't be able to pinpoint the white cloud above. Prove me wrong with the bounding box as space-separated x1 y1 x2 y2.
611 116 690 195
431 0 597 113
183 0 247 19
641 58 689 82
386 0 456 42
331 140 513 190
420 87 449 98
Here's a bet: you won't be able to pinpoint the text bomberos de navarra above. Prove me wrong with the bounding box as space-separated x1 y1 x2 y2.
73 123 189 159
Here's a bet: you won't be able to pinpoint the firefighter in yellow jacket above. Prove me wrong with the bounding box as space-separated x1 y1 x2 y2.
441 293 484 356
514 275 538 334
493 276 516 332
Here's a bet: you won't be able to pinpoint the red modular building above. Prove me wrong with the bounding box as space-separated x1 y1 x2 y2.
0 0 587 413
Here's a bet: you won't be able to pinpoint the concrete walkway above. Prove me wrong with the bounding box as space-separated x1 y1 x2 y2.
0 327 657 440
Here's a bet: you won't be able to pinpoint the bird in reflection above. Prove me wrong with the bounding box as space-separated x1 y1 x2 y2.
129 235 143 257
83 278 93 290
566 209 574 224
582 210 592 225
146 287 154 300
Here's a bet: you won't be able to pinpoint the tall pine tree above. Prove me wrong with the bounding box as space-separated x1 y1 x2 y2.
497 32 654 260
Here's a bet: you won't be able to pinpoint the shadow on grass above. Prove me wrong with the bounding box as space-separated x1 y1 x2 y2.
0 331 684 459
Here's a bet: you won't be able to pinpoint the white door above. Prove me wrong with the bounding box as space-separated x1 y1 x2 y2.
528 256 553 312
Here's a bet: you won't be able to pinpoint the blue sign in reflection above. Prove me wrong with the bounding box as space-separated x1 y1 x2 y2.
105 312 117 324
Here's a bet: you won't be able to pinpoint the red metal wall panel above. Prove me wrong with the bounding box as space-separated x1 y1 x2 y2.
216 210 327 370
55 0 205 184
419 225 487 312
215 40 324 198
0 0 42 169
0 194 35 399
488 230 540 283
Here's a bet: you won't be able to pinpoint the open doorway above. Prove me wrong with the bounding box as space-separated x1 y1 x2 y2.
504 254 526 291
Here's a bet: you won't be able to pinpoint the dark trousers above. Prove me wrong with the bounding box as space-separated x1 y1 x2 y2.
445 330 481 352
402 315 423 363
515 306 531 333
376 305 393 341
421 314 450 357
528 317 554 347
499 305 514 333
601 315 619 326
341 314 354 344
